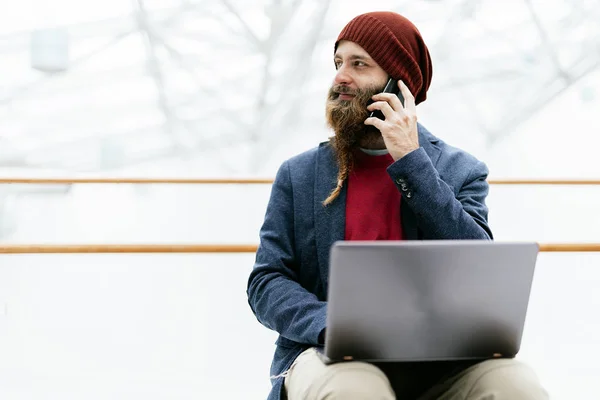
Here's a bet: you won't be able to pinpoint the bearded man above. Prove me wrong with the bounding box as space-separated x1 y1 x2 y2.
247 11 548 400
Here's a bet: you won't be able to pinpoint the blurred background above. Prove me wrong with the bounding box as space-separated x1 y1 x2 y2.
0 0 599 398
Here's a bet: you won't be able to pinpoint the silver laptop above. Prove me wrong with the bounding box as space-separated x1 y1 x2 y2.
318 240 539 364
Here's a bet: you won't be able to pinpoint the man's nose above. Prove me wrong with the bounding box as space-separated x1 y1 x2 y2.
334 65 352 86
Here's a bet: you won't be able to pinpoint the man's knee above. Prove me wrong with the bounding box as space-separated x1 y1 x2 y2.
460 359 548 400
312 363 395 399
284 348 395 400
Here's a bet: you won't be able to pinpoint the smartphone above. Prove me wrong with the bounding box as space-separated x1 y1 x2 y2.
368 78 405 120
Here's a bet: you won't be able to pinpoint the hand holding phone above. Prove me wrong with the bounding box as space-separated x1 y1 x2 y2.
364 79 419 161
368 78 405 120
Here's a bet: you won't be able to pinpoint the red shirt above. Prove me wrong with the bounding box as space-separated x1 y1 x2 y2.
344 150 404 241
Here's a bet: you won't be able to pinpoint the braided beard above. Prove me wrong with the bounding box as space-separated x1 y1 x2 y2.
323 83 384 205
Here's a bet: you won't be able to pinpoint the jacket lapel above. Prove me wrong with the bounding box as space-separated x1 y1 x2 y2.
401 124 442 240
314 143 346 288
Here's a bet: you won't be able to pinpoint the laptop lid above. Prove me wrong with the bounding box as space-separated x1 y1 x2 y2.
324 240 539 363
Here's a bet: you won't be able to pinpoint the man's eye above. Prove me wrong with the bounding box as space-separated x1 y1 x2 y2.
354 61 366 67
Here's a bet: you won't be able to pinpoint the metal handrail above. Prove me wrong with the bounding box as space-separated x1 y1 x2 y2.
0 243 599 254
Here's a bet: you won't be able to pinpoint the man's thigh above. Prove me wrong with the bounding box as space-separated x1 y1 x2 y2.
423 358 549 400
284 348 395 400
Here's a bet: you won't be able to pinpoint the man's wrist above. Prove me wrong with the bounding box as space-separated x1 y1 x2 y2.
390 146 419 161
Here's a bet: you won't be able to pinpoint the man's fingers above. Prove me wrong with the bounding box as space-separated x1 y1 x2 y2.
367 100 395 119
398 80 416 110
364 116 385 130
371 93 404 112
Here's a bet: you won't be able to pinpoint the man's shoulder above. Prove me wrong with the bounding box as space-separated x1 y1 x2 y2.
419 124 486 170
438 138 484 168
282 141 333 170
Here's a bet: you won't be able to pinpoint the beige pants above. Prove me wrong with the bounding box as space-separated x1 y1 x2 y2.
284 348 549 400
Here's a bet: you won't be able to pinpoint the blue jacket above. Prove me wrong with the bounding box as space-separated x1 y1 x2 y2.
247 124 493 400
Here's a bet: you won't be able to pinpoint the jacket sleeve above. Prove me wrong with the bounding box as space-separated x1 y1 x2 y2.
247 160 327 345
387 147 493 240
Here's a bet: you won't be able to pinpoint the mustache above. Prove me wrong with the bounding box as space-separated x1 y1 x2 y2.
332 85 355 95
328 84 361 100
328 84 381 103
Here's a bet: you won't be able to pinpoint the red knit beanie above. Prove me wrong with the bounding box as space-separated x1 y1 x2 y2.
335 11 433 104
